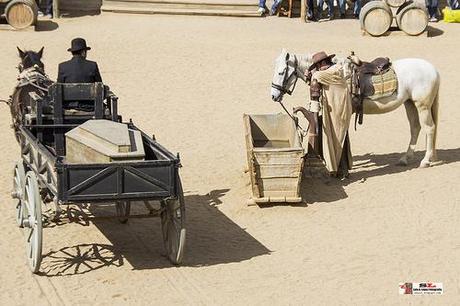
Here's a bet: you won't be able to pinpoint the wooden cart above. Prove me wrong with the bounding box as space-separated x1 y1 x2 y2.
244 113 305 205
11 82 186 273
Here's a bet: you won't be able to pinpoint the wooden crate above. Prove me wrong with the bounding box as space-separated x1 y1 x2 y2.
244 113 305 205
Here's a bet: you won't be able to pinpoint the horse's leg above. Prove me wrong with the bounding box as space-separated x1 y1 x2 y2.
398 100 421 166
416 106 436 168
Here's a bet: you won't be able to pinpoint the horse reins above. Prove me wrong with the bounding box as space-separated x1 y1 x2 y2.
270 55 310 139
271 56 299 96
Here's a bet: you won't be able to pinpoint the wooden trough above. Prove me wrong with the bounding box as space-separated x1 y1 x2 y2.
244 113 305 205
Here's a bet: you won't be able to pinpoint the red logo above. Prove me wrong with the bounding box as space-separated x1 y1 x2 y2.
400 283 413 294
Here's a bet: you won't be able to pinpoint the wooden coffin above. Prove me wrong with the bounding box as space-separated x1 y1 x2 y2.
65 119 145 164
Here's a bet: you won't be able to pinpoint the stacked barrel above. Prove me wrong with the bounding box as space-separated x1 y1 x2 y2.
1 0 38 30
360 0 428 36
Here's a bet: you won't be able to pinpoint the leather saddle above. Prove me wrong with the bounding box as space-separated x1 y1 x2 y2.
349 55 394 128
358 57 392 97
358 57 391 75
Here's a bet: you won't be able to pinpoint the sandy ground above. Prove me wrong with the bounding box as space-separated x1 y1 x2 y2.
0 14 459 305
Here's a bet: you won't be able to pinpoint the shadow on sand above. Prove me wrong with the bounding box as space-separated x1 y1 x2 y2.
35 20 59 32
301 148 460 204
427 25 444 38
37 149 460 275
58 11 101 18
39 188 271 276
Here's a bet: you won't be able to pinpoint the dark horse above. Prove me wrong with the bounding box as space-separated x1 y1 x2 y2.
10 47 53 141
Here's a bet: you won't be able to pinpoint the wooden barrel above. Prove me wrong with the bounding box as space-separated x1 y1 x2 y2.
396 1 428 36
385 0 406 8
360 1 393 37
5 0 38 30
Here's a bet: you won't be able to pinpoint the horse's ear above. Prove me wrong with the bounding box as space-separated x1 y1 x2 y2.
17 47 25 58
38 47 44 58
281 48 287 57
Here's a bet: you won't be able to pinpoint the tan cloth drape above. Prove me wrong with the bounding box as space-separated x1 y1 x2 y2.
312 64 353 174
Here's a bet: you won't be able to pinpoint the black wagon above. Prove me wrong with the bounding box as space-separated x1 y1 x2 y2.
11 82 186 273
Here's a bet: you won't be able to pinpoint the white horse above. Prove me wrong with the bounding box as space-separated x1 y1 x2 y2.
270 49 440 168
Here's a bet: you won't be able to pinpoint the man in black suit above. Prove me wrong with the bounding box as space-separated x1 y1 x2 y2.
57 38 102 84
57 38 102 111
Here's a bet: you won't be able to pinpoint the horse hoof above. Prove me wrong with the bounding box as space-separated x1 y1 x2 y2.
397 158 408 166
419 161 431 168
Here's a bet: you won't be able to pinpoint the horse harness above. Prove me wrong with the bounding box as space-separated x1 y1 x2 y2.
16 66 51 93
271 55 299 96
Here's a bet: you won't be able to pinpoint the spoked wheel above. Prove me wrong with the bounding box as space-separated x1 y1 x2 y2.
12 161 26 227
160 178 186 265
22 171 43 273
116 201 131 224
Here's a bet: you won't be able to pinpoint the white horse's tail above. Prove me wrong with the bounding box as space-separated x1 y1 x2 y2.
431 77 440 160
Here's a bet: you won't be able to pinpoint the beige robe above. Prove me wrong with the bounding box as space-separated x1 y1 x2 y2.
312 64 353 174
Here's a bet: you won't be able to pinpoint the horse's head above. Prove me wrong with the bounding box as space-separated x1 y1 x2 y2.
271 49 300 102
17 47 44 72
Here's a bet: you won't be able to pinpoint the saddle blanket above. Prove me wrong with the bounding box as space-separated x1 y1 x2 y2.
361 68 398 100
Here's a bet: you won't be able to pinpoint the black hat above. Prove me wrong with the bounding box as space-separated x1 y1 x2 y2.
67 38 91 52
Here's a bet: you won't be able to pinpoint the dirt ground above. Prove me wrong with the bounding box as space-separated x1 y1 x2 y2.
0 14 459 305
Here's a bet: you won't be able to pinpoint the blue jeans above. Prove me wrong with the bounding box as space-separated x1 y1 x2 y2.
354 0 361 16
36 0 53 15
337 0 346 14
318 0 334 17
259 0 282 15
307 0 315 18
259 0 281 8
447 0 459 9
426 0 438 17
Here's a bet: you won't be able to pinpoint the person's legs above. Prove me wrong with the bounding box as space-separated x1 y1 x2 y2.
270 0 282 15
35 0 44 16
307 0 317 20
432 0 438 17
317 0 324 17
353 0 361 18
426 0 438 18
44 0 53 16
327 0 334 18
258 0 266 8
450 0 460 9
337 0 346 17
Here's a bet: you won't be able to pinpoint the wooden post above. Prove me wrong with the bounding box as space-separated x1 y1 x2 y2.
300 0 306 22
53 0 60 18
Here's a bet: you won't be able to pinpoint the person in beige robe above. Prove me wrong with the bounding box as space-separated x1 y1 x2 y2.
295 51 353 178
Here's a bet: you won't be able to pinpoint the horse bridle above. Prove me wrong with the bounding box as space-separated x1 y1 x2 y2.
271 55 299 96
17 65 50 93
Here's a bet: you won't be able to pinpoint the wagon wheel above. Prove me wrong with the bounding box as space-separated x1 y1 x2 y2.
22 171 43 273
160 178 186 265
116 201 131 224
12 161 27 227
